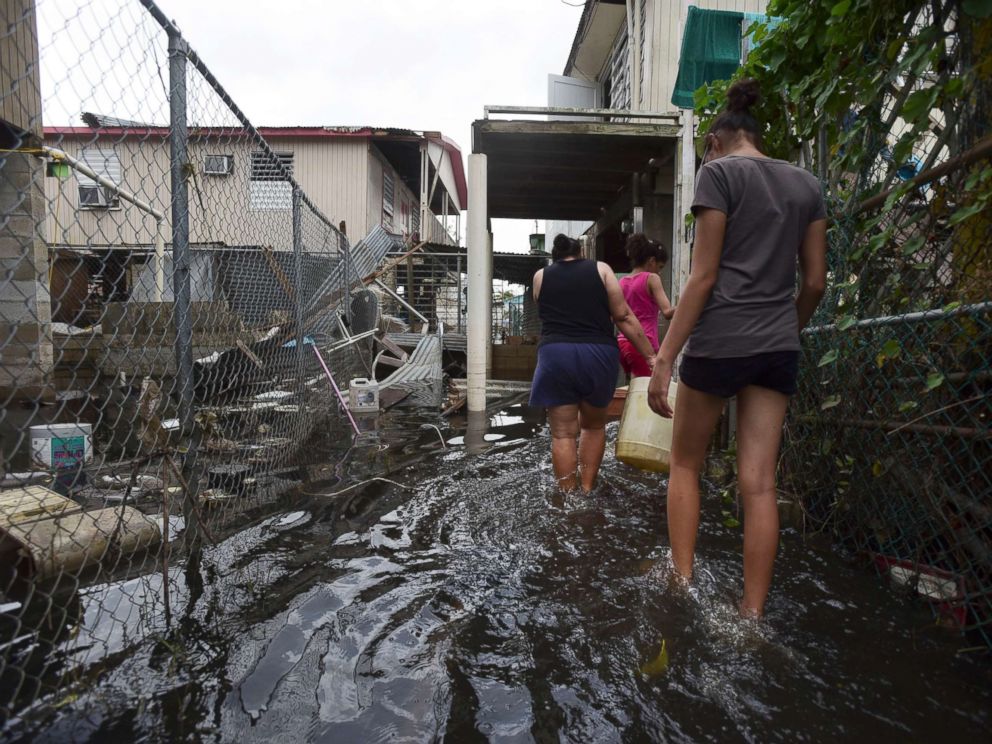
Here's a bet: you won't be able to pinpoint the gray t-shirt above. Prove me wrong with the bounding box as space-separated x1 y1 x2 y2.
686 155 826 358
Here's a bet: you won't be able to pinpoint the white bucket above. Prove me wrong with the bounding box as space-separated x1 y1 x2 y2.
348 378 380 413
30 423 93 470
615 377 677 473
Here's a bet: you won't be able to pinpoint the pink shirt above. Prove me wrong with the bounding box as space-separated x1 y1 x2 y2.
618 271 660 349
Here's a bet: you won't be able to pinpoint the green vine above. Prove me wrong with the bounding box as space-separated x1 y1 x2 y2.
693 1 992 538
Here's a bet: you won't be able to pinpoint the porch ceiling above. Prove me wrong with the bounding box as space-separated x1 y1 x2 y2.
472 118 680 221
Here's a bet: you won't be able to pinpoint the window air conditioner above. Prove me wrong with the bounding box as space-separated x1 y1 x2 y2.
204 154 233 175
78 185 119 208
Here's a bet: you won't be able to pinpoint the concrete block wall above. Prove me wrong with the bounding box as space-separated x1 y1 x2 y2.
0 152 53 400
1 0 53 402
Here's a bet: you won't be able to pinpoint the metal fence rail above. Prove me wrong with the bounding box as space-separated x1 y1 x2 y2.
779 3 992 647
0 0 370 732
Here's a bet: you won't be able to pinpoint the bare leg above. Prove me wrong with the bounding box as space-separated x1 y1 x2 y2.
667 381 726 581
577 401 609 492
547 404 580 491
735 385 790 617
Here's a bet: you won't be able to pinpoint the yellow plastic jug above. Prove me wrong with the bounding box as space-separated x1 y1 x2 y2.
615 376 677 473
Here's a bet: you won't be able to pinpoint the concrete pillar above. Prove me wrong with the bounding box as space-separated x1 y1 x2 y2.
466 153 489 412
486 229 493 377
0 0 53 402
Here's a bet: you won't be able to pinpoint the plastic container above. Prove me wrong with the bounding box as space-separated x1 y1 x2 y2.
348 378 380 413
30 423 93 470
615 377 676 473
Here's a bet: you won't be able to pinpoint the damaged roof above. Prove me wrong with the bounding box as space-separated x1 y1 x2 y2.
45 115 468 208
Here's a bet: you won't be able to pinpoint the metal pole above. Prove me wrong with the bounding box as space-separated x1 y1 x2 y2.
168 28 197 545
292 186 304 372
342 234 352 323
467 153 489 412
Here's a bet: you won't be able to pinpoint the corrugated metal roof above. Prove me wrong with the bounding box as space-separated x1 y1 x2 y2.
379 334 442 389
81 112 155 128
301 225 406 322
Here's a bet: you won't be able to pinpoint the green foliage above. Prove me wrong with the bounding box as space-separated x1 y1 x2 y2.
817 349 839 366
692 0 967 177
963 0 992 18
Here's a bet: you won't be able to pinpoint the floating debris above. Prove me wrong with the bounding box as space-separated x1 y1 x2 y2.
255 390 293 402
639 639 669 678
0 487 160 581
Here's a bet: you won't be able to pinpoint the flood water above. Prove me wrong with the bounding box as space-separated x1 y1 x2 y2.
9 404 991 742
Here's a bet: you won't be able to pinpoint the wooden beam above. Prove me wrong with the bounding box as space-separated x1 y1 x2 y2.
484 105 680 122
260 245 295 301
477 120 680 139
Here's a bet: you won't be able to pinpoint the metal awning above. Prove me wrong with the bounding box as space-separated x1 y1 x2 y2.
472 108 681 221
389 243 549 286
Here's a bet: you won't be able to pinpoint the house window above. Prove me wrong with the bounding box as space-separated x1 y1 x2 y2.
382 169 395 229
607 22 631 112
77 148 121 209
250 150 293 210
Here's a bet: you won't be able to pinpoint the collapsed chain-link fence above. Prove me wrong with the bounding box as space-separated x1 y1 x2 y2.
0 0 386 731
779 3 992 647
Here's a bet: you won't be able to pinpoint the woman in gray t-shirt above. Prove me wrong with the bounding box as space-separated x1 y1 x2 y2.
647 79 828 619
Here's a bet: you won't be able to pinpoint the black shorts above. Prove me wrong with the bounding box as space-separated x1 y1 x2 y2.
679 351 800 398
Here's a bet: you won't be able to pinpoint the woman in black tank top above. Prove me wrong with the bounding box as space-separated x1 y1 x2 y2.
529 235 655 492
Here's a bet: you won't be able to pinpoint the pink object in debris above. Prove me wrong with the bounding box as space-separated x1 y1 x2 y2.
312 346 361 437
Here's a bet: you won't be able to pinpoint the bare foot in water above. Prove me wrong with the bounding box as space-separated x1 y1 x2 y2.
739 601 763 621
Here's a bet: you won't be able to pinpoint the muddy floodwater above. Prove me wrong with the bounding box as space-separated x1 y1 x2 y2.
9 404 991 742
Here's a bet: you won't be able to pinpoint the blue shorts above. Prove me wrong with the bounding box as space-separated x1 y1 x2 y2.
529 342 620 408
679 351 799 398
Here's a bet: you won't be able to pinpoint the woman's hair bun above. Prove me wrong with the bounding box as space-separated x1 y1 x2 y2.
552 234 571 253
726 79 761 112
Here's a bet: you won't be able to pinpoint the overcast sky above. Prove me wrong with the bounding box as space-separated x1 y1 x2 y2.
40 0 586 254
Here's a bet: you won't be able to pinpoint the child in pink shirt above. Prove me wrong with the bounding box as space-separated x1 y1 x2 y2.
617 234 675 378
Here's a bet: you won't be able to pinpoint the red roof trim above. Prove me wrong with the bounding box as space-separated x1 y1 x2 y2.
43 125 469 210
44 126 415 139
435 134 468 210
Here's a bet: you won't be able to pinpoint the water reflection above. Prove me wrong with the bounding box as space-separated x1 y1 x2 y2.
10 405 991 742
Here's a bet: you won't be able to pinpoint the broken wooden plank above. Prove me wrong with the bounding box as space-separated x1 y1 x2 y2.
260 244 297 301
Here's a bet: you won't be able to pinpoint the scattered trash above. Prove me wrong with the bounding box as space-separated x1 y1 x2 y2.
348 378 380 413
207 464 251 495
639 638 669 677
872 554 966 628
157 514 185 539
199 489 238 506
255 390 293 401
100 474 165 493
0 487 160 582
29 423 93 470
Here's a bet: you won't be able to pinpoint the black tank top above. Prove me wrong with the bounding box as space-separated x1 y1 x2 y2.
537 259 616 347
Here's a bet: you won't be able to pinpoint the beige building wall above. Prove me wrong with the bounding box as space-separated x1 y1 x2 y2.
44 135 371 253
269 136 368 243
632 0 768 114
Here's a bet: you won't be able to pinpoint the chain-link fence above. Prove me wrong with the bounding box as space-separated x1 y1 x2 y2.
778 4 992 647
0 0 379 730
